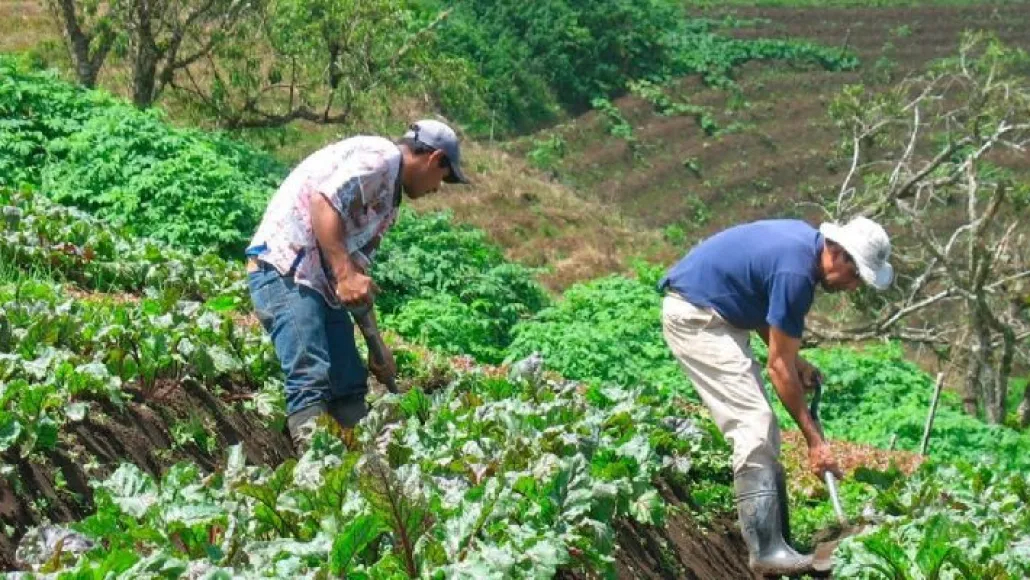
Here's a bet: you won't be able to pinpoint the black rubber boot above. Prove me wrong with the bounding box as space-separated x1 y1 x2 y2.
286 401 329 452
735 465 816 577
327 393 369 429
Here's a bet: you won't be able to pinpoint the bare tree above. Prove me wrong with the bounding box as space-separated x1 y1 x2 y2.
45 0 117 87
171 0 456 128
46 0 251 108
124 0 252 108
810 32 1030 425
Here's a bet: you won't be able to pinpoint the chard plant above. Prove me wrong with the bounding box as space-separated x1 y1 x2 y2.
16 355 731 578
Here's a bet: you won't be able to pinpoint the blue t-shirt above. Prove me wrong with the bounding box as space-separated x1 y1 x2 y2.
659 219 823 338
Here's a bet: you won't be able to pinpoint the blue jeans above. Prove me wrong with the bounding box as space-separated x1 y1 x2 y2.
248 265 367 416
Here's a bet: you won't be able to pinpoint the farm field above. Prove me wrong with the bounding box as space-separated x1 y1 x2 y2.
518 3 1030 240
1 0 1029 578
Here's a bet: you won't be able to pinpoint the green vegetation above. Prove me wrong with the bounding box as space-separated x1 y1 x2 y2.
373 210 550 363
836 463 1030 578
0 55 283 256
0 188 249 301
422 0 856 135
799 345 1030 472
507 267 690 395
13 342 731 577
426 0 686 134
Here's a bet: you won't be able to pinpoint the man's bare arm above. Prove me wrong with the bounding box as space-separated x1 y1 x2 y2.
766 327 822 447
311 193 358 282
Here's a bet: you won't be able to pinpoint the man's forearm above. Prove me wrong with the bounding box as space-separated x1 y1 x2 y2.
768 357 823 447
311 194 358 280
757 325 771 346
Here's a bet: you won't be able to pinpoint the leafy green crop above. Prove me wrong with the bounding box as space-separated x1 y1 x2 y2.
42 108 281 255
836 462 1030 578
0 55 122 189
0 280 279 462
21 350 732 577
507 265 693 396
667 29 858 90
0 55 284 256
768 343 1030 472
374 209 550 362
1 187 248 302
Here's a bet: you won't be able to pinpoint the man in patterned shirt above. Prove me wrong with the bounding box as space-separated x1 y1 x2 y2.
245 119 469 448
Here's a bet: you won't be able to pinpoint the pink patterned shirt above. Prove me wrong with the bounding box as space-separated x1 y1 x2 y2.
247 136 403 308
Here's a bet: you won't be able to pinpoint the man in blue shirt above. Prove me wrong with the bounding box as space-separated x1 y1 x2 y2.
660 216 893 576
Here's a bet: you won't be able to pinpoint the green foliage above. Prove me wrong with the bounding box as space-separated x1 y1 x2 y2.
42 107 281 255
374 209 549 359
0 277 280 461
526 133 567 171
424 0 858 136
0 55 284 256
24 351 733 577
667 30 858 90
765 343 1030 472
0 187 249 301
0 186 280 463
427 0 684 134
387 296 505 363
191 0 485 131
0 55 120 188
835 462 1030 578
507 265 693 395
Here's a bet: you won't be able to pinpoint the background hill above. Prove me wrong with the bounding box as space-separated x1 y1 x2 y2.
507 2 1030 242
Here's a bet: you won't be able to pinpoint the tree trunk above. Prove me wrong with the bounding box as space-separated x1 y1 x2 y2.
132 54 159 108
964 313 987 419
983 364 1006 424
51 0 110 87
131 0 159 108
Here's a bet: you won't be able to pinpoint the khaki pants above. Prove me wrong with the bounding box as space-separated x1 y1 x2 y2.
661 292 780 474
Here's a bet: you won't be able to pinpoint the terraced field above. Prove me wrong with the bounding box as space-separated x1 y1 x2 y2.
523 3 1030 240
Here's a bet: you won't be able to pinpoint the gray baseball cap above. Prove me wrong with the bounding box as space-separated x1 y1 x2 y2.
403 119 470 184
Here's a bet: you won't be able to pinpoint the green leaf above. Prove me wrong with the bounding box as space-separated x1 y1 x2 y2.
204 294 239 313
99 464 158 518
628 490 665 526
329 514 386 575
0 413 21 451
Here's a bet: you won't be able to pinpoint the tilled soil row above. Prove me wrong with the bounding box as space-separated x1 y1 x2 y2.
0 380 293 570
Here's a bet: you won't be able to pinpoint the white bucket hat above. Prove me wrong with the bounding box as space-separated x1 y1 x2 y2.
819 216 894 290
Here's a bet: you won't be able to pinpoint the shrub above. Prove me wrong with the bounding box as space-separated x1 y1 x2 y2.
0 55 120 188
41 108 282 256
374 209 550 355
427 0 684 134
0 55 284 256
507 266 693 394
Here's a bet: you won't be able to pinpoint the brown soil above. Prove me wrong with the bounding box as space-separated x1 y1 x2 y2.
559 478 755 580
545 3 1030 243
0 379 293 570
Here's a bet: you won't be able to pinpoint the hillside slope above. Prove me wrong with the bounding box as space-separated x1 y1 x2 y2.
519 3 1030 240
